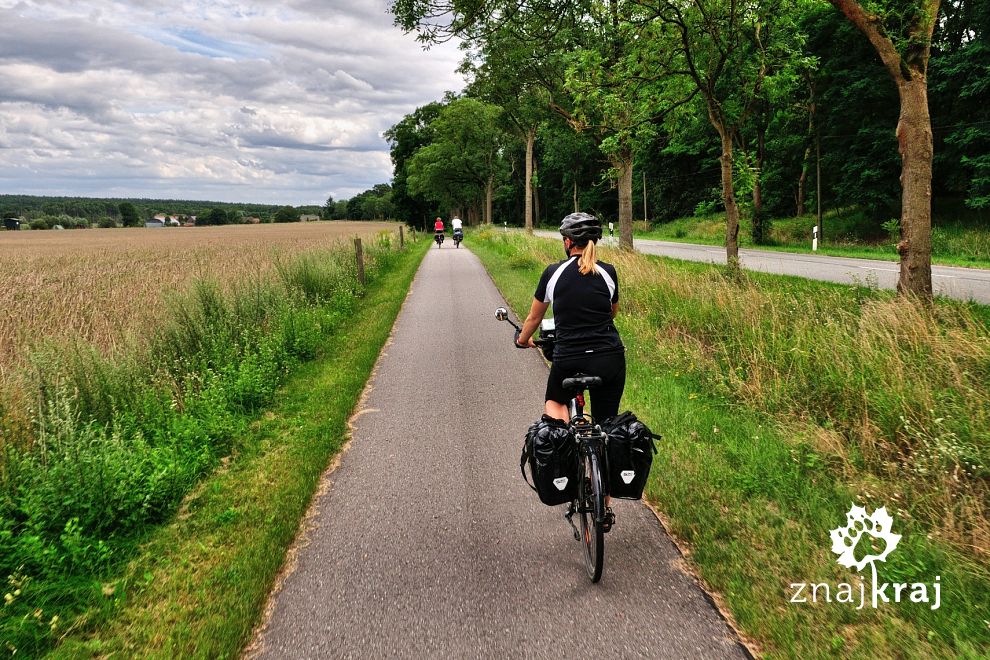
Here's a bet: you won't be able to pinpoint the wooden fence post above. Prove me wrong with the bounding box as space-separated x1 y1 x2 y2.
399 225 405 248
354 237 365 286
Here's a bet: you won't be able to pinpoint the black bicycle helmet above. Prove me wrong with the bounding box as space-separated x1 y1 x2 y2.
559 212 602 244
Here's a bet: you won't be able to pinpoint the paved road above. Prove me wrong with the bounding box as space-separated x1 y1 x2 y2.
535 230 990 304
252 245 746 659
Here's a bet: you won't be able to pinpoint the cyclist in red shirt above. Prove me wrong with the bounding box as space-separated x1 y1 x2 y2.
433 217 445 247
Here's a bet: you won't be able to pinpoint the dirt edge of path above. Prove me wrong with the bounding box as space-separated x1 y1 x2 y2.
641 498 763 659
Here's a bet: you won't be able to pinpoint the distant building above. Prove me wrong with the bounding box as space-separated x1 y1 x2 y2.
3 218 20 231
145 219 165 228
300 214 320 222
244 216 262 224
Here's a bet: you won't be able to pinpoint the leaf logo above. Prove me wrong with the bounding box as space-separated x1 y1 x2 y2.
829 505 901 572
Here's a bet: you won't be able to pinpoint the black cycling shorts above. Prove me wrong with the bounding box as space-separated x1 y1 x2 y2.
545 350 626 420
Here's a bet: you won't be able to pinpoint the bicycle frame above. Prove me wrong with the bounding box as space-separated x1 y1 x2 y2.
563 389 608 582
494 305 608 582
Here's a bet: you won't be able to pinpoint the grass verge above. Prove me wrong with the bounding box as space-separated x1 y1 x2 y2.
2 235 429 657
471 229 990 658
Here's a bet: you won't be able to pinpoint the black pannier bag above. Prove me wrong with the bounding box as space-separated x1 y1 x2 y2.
601 412 661 500
520 414 579 506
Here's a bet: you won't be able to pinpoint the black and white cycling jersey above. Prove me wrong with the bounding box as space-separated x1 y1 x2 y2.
534 257 623 359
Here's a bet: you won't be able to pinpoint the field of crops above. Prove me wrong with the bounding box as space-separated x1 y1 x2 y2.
0 222 395 371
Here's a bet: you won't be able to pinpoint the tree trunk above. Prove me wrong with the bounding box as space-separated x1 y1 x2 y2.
895 77 934 298
485 175 494 225
827 0 937 300
816 124 823 241
642 171 648 223
612 149 634 250
525 126 536 234
716 125 741 264
797 94 814 216
533 157 540 227
573 176 579 212
751 123 766 244
797 146 810 217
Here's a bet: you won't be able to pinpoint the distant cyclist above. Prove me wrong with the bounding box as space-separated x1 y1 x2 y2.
451 216 463 233
434 217 445 247
514 212 625 424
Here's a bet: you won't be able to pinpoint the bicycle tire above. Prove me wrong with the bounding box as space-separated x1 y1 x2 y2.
578 442 605 582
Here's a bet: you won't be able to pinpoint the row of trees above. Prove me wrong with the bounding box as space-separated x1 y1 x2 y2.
389 0 990 299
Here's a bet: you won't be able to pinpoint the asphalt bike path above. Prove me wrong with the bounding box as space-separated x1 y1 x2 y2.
535 230 990 304
252 244 747 658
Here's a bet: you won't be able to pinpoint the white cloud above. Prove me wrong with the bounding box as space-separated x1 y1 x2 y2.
0 0 464 204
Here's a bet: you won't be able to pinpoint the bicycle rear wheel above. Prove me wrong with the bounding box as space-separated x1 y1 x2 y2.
578 443 605 582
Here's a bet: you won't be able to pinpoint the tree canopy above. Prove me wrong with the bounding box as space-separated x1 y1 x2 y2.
389 0 990 298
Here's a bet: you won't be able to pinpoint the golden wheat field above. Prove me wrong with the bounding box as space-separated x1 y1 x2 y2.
0 222 398 374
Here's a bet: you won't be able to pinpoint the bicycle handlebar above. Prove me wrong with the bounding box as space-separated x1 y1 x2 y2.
513 329 545 348
497 307 548 350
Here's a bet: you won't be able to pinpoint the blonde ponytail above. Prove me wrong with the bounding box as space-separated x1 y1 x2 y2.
577 241 599 275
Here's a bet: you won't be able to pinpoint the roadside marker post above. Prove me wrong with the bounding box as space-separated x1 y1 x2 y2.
355 237 365 286
812 226 819 251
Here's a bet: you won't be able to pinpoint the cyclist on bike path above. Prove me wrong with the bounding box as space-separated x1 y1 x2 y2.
434 217 445 234
514 212 625 424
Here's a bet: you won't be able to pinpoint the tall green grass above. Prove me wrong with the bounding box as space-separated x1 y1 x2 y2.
0 232 405 656
472 229 990 657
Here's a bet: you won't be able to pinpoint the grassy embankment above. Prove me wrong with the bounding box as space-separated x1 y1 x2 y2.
1 231 429 657
635 211 990 269
472 229 989 658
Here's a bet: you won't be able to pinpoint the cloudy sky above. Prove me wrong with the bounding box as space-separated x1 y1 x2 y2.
0 1 463 204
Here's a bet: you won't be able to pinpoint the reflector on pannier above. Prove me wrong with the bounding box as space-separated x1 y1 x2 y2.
601 412 660 500
520 414 578 506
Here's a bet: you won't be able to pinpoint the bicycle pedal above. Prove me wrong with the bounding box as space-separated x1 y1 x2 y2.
602 507 615 533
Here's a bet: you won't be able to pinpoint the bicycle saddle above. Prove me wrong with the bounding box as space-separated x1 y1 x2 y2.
561 375 602 391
